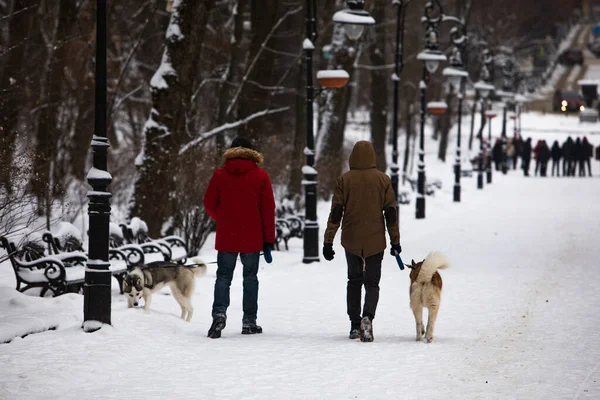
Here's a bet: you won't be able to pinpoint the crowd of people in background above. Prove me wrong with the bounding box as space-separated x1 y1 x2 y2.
488 135 598 177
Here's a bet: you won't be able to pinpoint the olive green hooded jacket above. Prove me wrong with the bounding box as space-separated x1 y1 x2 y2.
324 141 401 258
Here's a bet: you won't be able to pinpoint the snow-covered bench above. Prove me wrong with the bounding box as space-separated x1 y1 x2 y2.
1 236 86 297
275 219 292 251
273 212 305 251
42 231 136 294
118 218 188 263
406 177 441 196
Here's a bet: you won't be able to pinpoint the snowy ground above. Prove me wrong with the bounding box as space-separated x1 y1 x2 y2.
1 112 600 399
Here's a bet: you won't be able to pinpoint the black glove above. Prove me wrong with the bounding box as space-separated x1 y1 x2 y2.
263 242 273 252
323 243 335 261
263 242 273 264
390 243 402 257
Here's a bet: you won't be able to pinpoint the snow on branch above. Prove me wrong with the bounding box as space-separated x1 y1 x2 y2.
179 107 290 155
225 6 302 116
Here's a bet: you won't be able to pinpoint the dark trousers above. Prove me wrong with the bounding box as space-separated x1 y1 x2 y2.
346 251 383 324
522 158 531 176
540 161 548 177
586 159 592 176
212 251 260 323
579 160 586 177
551 159 560 176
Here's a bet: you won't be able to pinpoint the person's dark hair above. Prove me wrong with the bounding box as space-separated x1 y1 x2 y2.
230 137 253 150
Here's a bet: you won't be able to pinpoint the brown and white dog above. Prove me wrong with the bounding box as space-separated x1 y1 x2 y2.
123 258 206 322
407 252 450 343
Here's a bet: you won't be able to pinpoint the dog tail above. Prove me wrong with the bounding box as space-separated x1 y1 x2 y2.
187 256 207 277
416 251 449 283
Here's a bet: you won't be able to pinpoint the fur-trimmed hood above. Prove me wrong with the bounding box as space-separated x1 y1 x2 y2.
223 147 264 175
223 147 264 164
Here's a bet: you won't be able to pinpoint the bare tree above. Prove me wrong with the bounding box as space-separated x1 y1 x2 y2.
315 3 362 200
0 0 39 194
369 0 389 172
132 0 215 236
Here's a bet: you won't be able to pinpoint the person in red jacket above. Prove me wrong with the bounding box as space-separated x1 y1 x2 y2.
203 137 276 339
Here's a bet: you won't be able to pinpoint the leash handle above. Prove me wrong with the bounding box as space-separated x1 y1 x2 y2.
396 254 405 270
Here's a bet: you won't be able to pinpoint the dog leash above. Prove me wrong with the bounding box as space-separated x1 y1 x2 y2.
191 252 269 266
396 254 410 270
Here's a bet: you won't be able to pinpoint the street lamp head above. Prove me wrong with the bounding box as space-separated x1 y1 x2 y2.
443 67 468 89
514 94 529 104
332 1 375 41
485 111 497 120
417 50 446 73
474 81 495 100
497 90 515 102
427 101 448 115
317 69 350 89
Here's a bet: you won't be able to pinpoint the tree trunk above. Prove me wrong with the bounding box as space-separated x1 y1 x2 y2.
315 18 360 200
31 0 77 209
402 102 414 185
289 56 306 197
468 92 479 151
0 0 39 194
215 0 246 165
438 89 454 162
235 0 280 145
69 63 95 181
131 0 214 236
369 0 388 173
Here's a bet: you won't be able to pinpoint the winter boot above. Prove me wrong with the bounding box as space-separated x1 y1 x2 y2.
241 321 263 335
207 317 226 339
349 323 361 340
360 316 374 342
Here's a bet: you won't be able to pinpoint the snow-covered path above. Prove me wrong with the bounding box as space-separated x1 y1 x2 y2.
1 169 600 399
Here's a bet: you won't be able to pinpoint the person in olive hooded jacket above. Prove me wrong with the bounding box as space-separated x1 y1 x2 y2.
322 141 401 343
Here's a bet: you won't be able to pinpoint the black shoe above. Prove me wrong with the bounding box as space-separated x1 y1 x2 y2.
360 316 373 342
207 317 226 339
241 322 263 335
349 324 361 340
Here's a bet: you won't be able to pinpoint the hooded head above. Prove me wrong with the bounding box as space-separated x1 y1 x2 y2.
223 136 264 174
349 141 377 170
230 137 253 150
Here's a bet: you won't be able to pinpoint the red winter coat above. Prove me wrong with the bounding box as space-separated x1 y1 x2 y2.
203 147 276 253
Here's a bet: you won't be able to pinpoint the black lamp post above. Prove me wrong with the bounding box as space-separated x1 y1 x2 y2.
415 0 447 220
473 81 493 189
500 61 515 175
442 22 468 203
302 0 374 263
474 48 496 189
484 109 497 184
475 48 496 184
390 0 412 202
83 0 112 331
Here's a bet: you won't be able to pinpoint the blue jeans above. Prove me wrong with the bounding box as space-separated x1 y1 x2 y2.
212 251 260 323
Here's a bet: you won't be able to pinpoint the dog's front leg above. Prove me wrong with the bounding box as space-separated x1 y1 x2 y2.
143 290 152 314
412 304 424 342
127 297 134 309
425 304 439 343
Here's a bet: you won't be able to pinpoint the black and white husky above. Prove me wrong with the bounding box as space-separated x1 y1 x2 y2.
123 258 206 322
